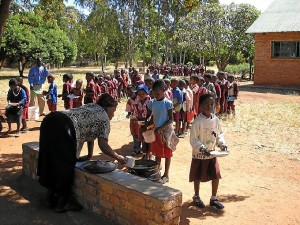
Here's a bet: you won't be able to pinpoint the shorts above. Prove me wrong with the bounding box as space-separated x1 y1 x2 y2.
189 158 221 182
173 111 180 121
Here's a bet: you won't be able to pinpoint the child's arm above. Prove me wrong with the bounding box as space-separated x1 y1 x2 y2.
154 108 173 134
216 120 227 150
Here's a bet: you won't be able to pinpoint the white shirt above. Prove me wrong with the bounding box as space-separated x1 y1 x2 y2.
190 113 226 159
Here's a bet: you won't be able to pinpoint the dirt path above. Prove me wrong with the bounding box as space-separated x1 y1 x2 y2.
0 91 300 225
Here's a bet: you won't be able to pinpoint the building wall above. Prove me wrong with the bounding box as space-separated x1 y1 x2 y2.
254 32 300 86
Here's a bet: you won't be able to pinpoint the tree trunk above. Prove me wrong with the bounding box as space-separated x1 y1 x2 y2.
154 5 161 66
142 41 146 70
183 50 186 65
0 0 12 44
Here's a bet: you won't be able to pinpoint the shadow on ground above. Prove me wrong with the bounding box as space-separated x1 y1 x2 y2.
0 153 117 225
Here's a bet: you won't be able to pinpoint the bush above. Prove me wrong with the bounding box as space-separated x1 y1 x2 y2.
208 61 215 67
225 63 250 78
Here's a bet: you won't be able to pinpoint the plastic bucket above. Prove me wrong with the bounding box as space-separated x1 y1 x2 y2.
142 130 155 143
28 106 39 121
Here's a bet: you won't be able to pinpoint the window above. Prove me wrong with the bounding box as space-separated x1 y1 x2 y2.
272 41 300 58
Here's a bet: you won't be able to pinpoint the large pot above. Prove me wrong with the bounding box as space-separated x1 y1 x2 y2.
129 160 161 182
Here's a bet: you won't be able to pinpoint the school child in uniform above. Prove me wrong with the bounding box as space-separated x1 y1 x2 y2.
58 74 73 110
226 75 239 115
171 79 183 136
146 79 178 184
217 71 229 115
190 75 201 118
16 77 30 132
71 79 84 108
132 84 151 158
125 85 141 155
212 74 221 114
44 74 57 112
178 80 191 138
163 79 173 101
204 73 217 112
98 76 108 94
189 94 227 209
184 78 194 130
84 72 96 104
94 76 101 102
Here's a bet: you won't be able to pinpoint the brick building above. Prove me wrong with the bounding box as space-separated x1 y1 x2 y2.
247 0 300 86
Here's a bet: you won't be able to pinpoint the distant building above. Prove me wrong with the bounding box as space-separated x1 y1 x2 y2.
247 0 300 86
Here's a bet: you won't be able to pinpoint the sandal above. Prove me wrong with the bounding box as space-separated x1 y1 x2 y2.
210 198 224 209
192 195 205 208
159 176 169 184
15 132 20 137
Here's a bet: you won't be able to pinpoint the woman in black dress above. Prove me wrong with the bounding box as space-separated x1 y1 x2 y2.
37 93 126 212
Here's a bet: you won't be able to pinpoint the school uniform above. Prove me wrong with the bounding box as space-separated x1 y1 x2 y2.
189 113 226 182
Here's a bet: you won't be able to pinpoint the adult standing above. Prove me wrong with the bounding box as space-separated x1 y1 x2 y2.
28 57 49 116
37 93 126 213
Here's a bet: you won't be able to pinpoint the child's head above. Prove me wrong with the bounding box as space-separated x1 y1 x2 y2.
75 79 83 89
200 67 205 73
86 72 94 82
190 75 200 85
199 94 214 117
15 77 23 86
98 76 104 83
126 84 136 98
152 79 166 101
170 78 179 89
63 74 71 82
204 73 212 83
9 78 18 90
144 77 154 89
94 76 99 83
163 79 171 89
178 80 186 91
211 74 218 83
227 74 235 83
199 77 205 86
136 84 149 101
47 74 55 83
184 78 190 87
217 71 225 80
69 74 73 83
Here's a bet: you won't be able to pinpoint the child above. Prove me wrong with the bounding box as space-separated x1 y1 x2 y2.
217 71 229 115
94 76 101 102
98 76 108 94
203 73 216 112
226 75 239 115
16 77 30 132
132 84 151 158
58 74 73 109
184 78 194 130
144 77 155 99
71 79 84 108
4 78 27 137
84 72 96 104
212 74 221 114
189 94 227 209
125 85 141 154
171 79 183 136
147 80 178 184
190 75 203 117
44 74 57 112
163 79 172 101
178 80 190 138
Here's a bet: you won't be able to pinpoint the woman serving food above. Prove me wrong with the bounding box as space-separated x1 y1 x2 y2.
37 93 126 213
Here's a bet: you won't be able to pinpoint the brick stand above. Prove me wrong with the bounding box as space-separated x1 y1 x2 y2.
22 142 182 225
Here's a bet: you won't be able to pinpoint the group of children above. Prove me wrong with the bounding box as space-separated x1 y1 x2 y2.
2 66 238 210
125 67 238 209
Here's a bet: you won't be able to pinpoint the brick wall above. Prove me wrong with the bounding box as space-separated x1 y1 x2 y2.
22 142 182 225
254 32 300 86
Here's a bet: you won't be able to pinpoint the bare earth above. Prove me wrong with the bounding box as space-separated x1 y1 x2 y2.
0 90 300 225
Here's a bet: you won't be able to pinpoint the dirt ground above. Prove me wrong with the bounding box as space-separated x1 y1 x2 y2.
0 90 300 225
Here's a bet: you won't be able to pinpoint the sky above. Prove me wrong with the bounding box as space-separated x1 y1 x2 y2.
219 0 274 12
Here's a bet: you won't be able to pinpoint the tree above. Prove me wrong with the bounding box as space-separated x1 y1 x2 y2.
182 3 260 71
3 11 77 76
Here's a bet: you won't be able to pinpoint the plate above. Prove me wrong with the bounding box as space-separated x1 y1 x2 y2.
33 90 42 95
210 150 230 157
9 102 19 106
67 94 80 99
75 160 117 174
